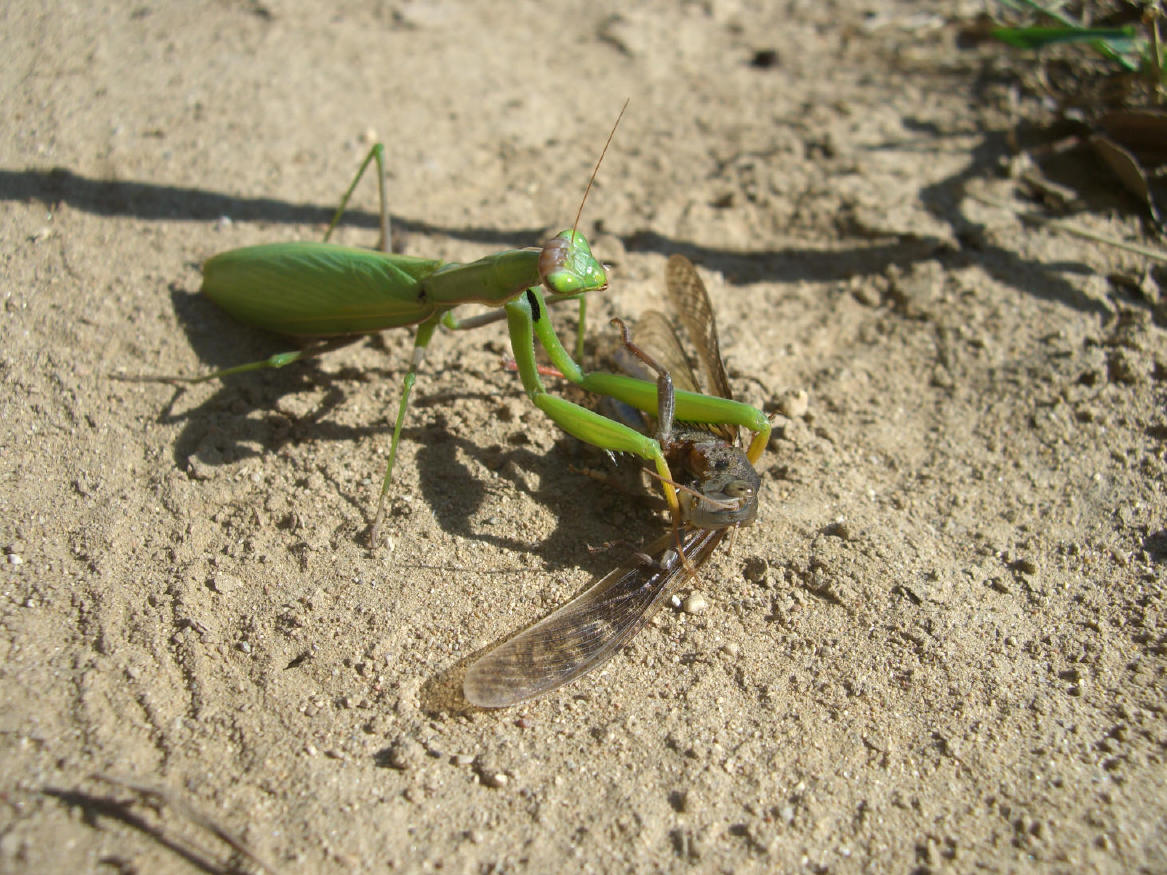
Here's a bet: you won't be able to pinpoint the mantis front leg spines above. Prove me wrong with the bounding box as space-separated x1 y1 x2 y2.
503 287 683 524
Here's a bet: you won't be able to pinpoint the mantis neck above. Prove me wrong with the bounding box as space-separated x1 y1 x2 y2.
424 248 543 308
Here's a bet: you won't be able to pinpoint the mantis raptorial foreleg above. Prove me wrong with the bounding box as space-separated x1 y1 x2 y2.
503 288 683 524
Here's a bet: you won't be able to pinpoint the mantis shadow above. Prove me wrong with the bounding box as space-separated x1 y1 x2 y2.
0 166 547 248
152 283 392 484
409 414 662 575
154 281 431 496
152 282 663 571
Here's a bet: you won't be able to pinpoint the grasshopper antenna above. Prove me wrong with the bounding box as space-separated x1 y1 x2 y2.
570 99 629 242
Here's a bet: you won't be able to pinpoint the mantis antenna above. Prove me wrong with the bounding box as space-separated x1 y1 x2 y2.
570 99 629 242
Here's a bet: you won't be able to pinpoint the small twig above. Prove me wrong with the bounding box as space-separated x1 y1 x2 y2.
90 774 278 875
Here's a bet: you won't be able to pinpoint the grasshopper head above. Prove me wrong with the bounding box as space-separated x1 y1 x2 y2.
680 442 761 529
539 230 608 295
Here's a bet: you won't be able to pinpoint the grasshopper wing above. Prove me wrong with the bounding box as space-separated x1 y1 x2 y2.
464 527 725 707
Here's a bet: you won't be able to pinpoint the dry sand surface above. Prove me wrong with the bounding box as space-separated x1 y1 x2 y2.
2 1 1165 871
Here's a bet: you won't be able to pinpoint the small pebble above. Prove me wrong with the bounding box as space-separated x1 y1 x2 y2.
742 556 767 583
208 571 240 594
1107 348 1148 385
384 737 424 770
777 389 809 418
851 282 882 307
682 592 708 614
749 48 779 69
1013 557 1038 575
824 518 852 540
669 788 692 813
6 554 23 566
481 771 509 788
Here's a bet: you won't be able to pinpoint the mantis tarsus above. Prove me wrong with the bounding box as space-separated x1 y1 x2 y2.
145 113 770 546
462 255 766 707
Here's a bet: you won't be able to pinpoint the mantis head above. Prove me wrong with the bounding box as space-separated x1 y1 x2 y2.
539 230 608 296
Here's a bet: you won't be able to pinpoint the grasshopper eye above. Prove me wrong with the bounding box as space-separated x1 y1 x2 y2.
724 480 755 499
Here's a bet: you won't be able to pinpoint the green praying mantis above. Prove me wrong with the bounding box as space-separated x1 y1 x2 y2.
148 110 771 545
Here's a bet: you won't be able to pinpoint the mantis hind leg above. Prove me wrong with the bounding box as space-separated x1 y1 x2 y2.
323 143 391 253
116 336 363 384
313 146 443 544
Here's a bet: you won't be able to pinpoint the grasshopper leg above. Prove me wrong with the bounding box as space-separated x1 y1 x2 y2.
607 318 695 565
608 317 676 448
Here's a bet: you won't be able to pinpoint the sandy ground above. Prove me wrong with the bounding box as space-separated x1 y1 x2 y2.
2 1 1165 871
